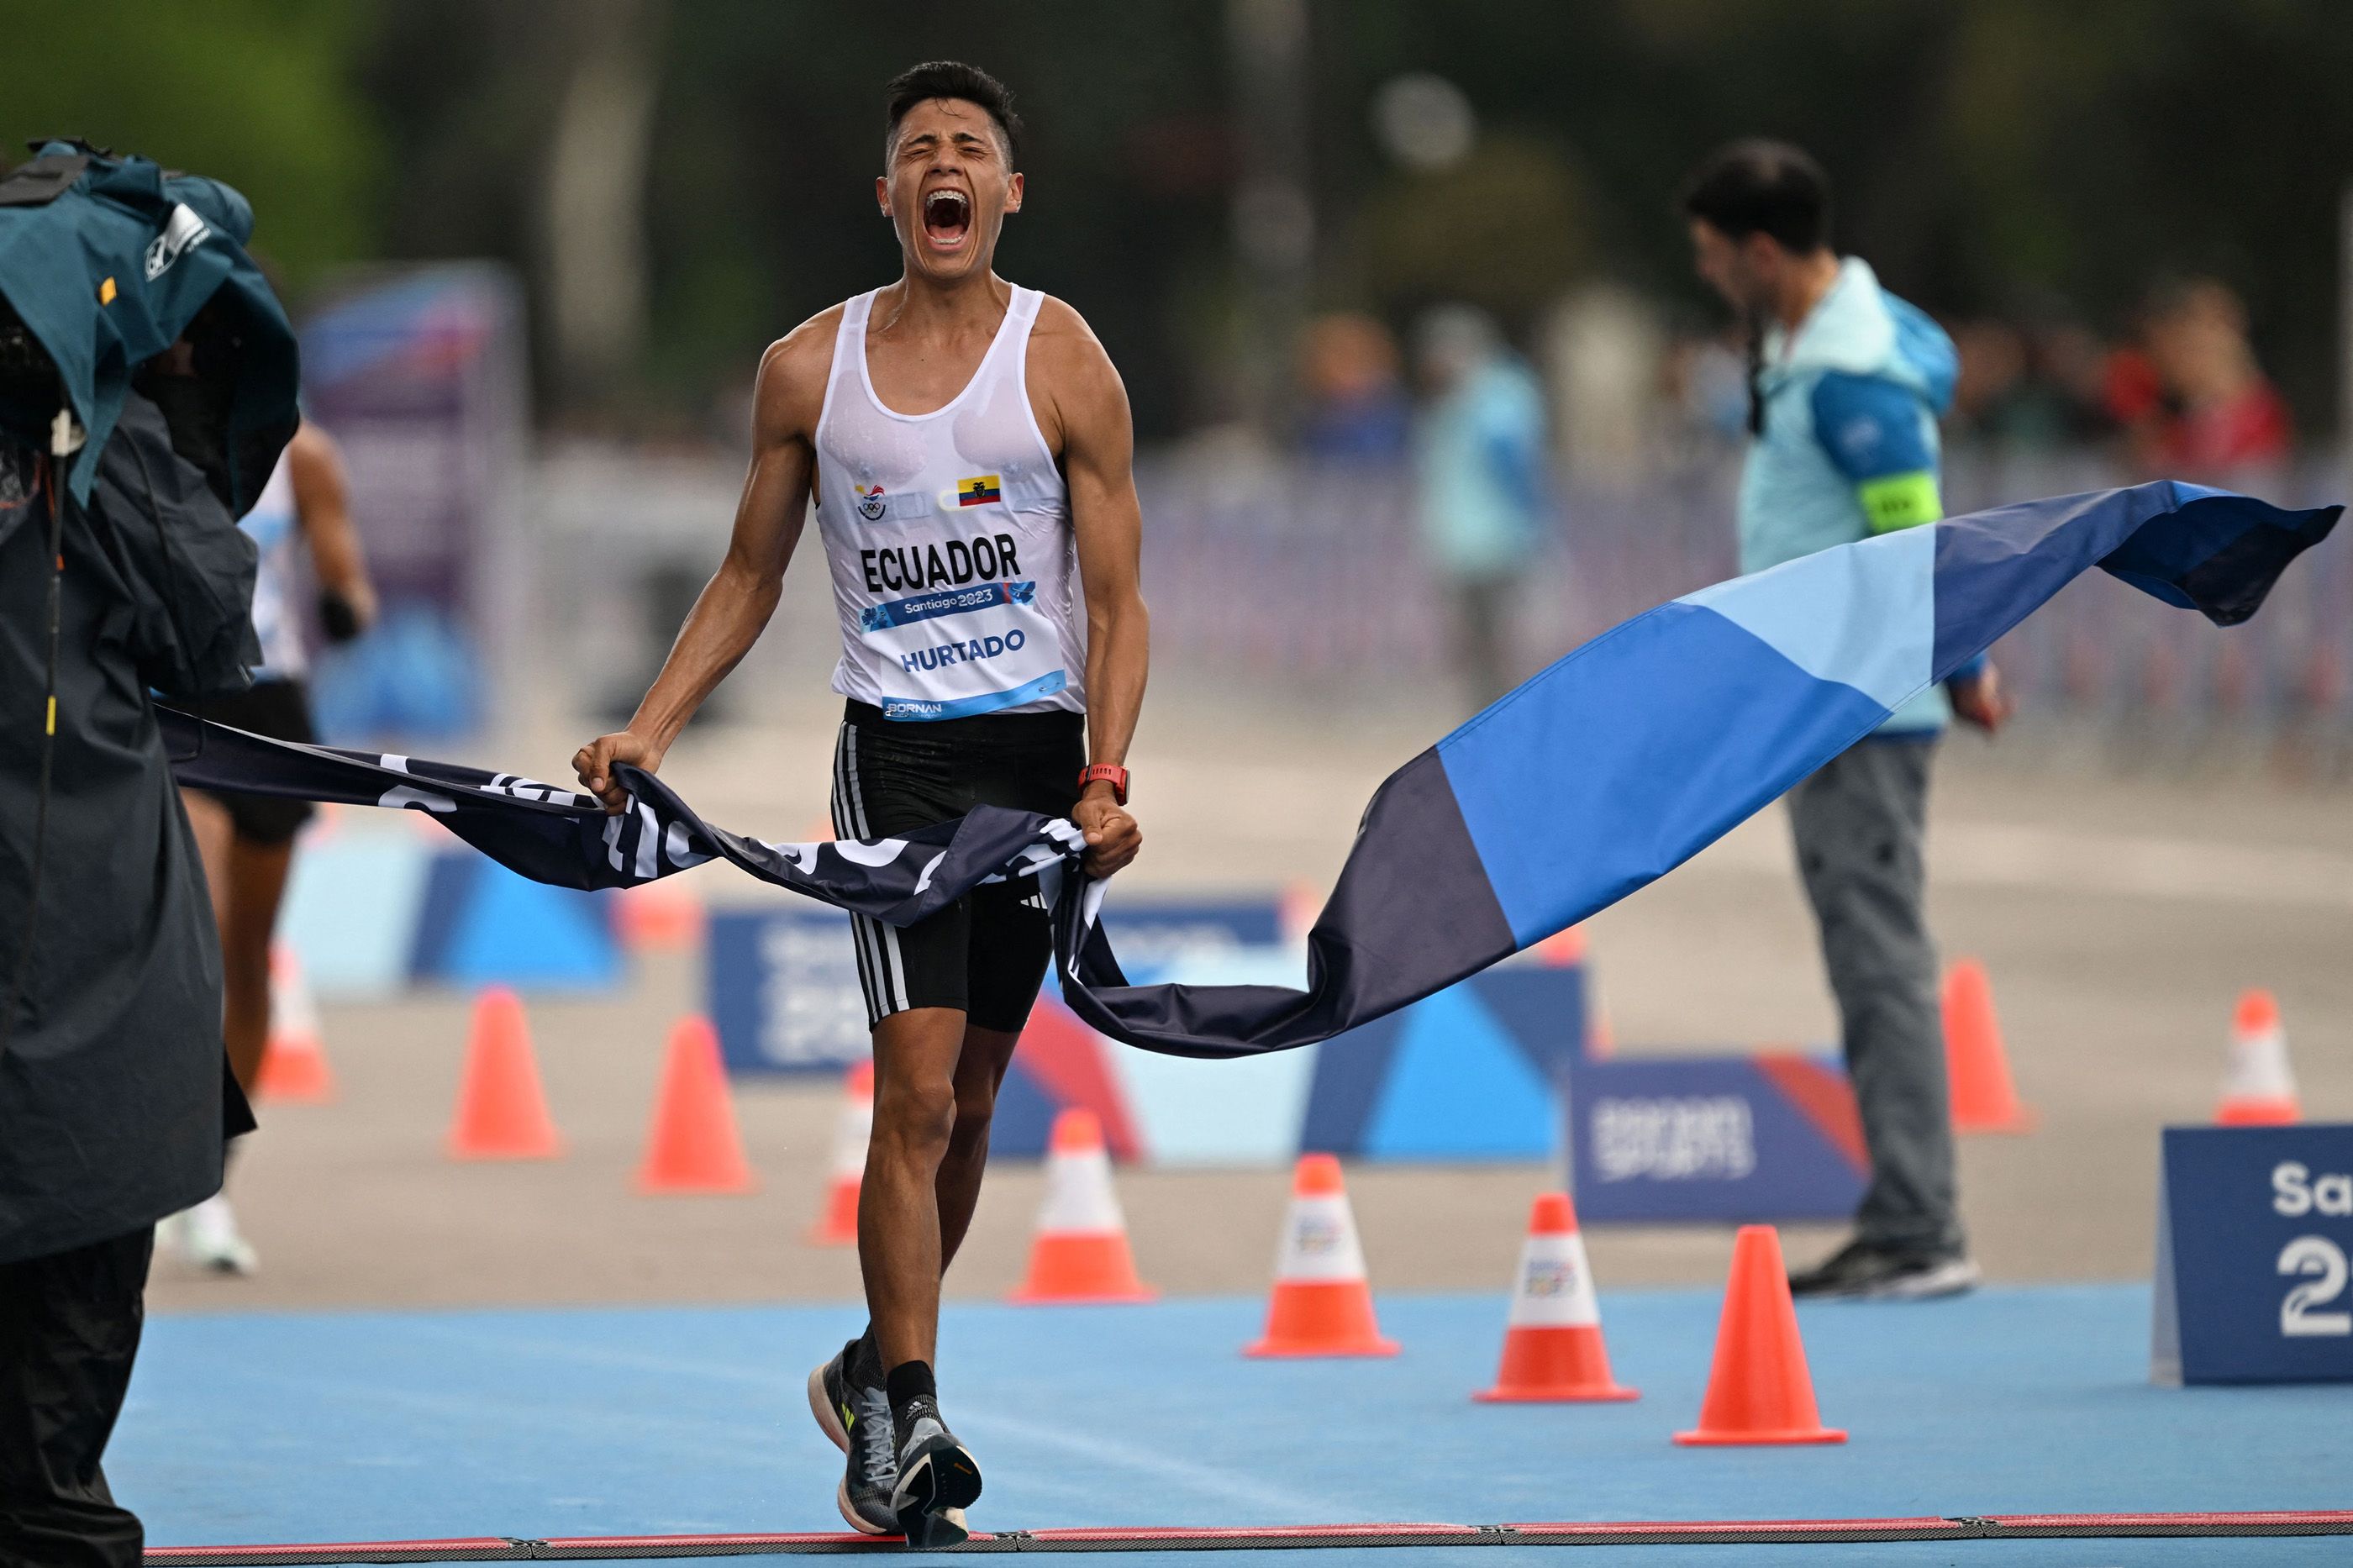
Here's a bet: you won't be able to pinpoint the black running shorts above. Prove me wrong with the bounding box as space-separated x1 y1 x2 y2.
180 678 318 845
829 699 1084 1032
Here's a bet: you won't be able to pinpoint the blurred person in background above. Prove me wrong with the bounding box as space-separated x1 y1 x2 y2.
1413 304 1548 708
572 61 1145 1547
1681 140 2009 1302
2129 276 2292 483
1296 311 1409 462
161 418 375 1276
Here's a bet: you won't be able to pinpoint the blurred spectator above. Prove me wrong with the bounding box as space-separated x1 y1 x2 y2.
1659 325 1751 467
1412 304 1549 708
2124 277 2292 481
1948 313 2115 451
1297 312 1411 461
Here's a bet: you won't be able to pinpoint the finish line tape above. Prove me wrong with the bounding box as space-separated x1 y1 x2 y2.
147 1511 2353 1561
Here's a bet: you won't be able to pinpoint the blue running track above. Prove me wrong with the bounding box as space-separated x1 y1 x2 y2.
117 1286 2352 1565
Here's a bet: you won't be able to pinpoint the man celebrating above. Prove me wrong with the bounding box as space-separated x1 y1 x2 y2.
1680 141 2008 1301
574 62 1145 1544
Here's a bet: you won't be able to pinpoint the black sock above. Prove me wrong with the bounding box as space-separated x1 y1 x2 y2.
886 1360 936 1429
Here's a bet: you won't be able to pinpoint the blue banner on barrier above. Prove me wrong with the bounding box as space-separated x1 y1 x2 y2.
1565 1053 1867 1223
711 897 1287 1076
2153 1123 2353 1386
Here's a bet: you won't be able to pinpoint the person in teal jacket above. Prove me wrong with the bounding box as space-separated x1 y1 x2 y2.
1682 140 2009 1300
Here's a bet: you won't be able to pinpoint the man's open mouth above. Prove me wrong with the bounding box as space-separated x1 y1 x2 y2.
923 188 971 246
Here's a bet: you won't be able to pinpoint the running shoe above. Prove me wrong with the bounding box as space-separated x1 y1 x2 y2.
806 1341 898 1534
1788 1237 1977 1301
169 1195 259 1276
889 1394 982 1549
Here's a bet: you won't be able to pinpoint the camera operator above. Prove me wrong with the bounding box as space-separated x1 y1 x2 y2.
0 141 296 1568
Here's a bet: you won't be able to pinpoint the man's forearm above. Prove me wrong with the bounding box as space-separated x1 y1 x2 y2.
629 560 780 754
1082 597 1149 770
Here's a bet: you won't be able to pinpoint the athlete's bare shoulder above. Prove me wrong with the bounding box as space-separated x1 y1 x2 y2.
1025 294 1129 455
751 303 848 441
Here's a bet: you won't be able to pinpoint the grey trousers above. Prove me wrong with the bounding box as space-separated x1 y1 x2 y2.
1787 737 1963 1257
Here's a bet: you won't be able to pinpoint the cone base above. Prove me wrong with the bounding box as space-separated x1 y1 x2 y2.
803 1226 858 1247
1673 1425 1846 1445
1008 1234 1155 1305
1007 1286 1160 1306
256 1059 334 1104
1475 1383 1639 1403
1245 1337 1400 1359
1954 1107 2036 1134
2217 1099 2300 1126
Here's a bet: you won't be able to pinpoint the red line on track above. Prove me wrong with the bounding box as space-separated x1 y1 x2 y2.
144 1510 2353 1562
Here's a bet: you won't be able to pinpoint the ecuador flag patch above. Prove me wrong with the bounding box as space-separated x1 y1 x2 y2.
957 474 1003 507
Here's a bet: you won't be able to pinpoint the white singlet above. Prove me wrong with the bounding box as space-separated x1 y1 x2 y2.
812 285 1085 722
240 453 305 681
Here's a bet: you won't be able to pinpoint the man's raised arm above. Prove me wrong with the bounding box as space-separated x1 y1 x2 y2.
1044 299 1148 877
573 318 831 810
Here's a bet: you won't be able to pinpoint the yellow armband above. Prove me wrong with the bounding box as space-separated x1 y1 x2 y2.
1857 471 1942 533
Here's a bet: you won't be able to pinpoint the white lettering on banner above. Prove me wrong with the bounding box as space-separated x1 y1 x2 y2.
377 784 455 813
485 772 578 804
661 821 712 870
376 753 455 813
833 838 911 868
913 851 945 897
634 802 660 880
1590 1096 1756 1182
2274 1160 2353 1218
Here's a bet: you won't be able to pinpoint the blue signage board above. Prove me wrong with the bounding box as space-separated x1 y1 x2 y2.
708 906 870 1074
2153 1123 2353 1386
1565 1053 1867 1223
709 897 1282 1076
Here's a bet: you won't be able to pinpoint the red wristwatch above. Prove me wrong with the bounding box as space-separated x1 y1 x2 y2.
1077 764 1130 806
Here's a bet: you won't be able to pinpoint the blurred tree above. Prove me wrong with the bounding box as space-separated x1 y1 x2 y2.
1353 135 1592 333
541 0 666 402
35 0 2344 442
0 0 381 288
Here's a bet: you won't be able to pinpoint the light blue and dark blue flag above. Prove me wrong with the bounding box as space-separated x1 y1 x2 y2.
167 481 2337 1059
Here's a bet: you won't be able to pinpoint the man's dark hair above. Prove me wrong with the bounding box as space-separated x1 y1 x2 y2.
1678 139 1832 253
884 61 1022 165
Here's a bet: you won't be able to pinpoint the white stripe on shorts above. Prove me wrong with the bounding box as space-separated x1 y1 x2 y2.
831 725 882 1020
834 722 909 1020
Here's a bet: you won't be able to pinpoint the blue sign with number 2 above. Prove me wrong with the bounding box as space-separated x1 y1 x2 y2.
2154 1124 2353 1385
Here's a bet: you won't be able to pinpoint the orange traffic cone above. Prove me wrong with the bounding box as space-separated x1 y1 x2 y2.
1943 958 2034 1133
2216 988 2300 1125
1674 1226 1845 1446
255 944 335 1103
446 987 562 1160
805 1060 873 1245
636 1016 756 1193
615 879 704 952
1008 1109 1156 1303
1530 923 1587 966
1475 1193 1636 1402
1245 1154 1398 1357
1278 881 1321 946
